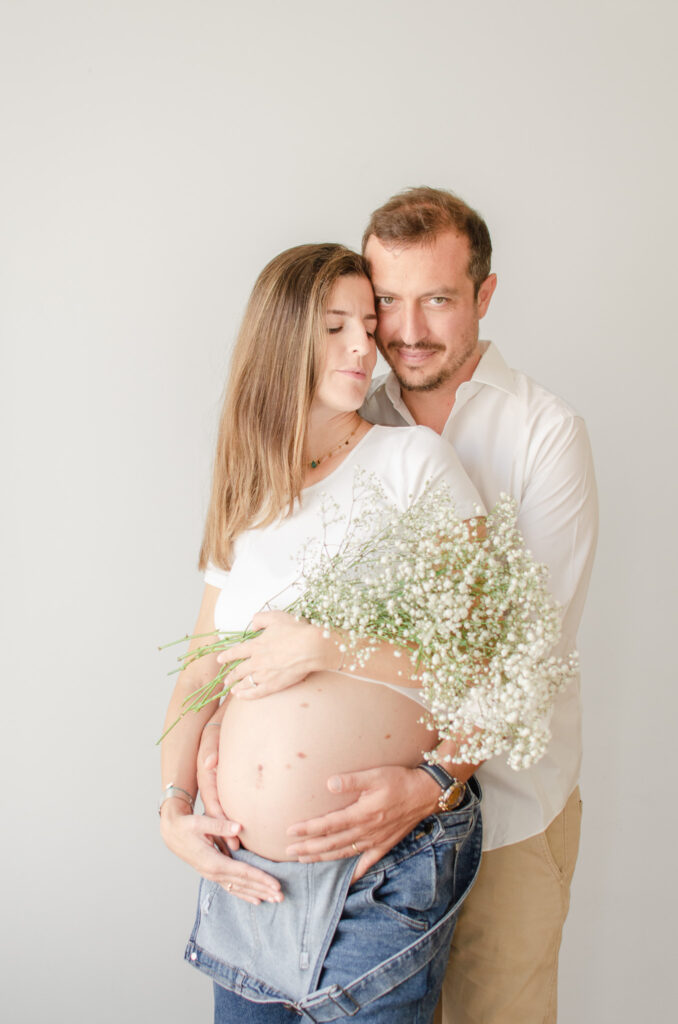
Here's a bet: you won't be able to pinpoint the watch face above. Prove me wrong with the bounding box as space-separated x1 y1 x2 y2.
440 784 464 811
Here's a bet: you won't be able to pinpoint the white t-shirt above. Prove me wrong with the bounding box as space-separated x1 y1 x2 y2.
205 425 484 707
361 342 599 850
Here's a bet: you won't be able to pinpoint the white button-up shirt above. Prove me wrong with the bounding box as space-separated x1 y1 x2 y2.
361 342 598 850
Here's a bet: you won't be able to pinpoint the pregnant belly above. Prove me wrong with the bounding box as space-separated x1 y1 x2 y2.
217 671 435 861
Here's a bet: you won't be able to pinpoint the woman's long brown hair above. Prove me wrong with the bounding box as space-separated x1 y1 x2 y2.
199 244 370 570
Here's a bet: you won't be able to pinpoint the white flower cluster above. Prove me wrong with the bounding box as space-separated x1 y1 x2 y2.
294 477 578 770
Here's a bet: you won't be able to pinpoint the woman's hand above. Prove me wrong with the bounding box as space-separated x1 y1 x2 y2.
196 708 233 834
159 800 283 905
219 610 341 700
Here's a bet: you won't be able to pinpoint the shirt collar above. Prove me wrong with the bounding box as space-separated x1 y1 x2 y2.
383 372 415 423
467 342 518 397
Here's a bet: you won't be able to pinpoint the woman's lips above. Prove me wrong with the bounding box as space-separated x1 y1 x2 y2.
338 369 367 378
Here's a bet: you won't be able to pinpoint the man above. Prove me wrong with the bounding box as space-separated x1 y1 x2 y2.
356 187 597 1022
198 187 598 1023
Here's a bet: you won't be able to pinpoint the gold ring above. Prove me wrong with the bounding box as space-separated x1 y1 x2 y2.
351 842 360 854
225 882 233 892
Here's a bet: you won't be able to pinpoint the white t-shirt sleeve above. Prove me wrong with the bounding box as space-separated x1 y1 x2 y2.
385 426 486 519
204 562 230 589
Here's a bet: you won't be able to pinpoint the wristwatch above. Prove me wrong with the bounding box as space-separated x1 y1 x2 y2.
416 762 466 812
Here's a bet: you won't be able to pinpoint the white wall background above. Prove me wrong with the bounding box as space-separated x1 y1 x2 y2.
2 1 676 1020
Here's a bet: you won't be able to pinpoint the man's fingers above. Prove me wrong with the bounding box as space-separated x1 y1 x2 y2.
286 828 358 857
326 768 381 795
351 847 387 883
287 805 358 840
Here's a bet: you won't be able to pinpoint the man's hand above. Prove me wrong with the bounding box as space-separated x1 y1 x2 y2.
159 801 283 905
285 765 441 881
218 611 340 699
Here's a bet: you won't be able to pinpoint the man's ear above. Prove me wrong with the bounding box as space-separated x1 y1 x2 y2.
476 273 497 318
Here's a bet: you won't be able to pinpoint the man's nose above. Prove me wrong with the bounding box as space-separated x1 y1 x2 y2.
398 303 427 345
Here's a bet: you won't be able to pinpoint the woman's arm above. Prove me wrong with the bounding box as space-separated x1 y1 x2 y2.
219 517 487 702
217 610 425 700
159 584 283 905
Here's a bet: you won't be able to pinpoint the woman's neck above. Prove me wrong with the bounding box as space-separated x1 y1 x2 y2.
304 411 370 485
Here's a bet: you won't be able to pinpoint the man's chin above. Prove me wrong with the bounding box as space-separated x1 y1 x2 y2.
393 368 450 393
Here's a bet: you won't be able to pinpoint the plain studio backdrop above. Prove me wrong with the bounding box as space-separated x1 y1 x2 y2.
2 1 676 1021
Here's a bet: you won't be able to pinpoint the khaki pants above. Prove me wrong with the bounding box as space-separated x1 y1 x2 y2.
435 786 582 1024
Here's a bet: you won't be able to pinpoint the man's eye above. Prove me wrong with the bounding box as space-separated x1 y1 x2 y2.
377 296 394 307
430 296 447 306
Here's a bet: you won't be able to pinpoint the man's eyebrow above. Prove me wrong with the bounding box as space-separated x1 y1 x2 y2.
422 286 460 298
327 308 377 320
371 287 460 298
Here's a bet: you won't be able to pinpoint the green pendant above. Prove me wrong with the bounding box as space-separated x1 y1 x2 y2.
310 460 318 468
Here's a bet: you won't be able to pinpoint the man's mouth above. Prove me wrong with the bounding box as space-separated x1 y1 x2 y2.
388 345 443 366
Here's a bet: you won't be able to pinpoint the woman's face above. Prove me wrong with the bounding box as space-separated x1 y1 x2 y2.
313 275 378 415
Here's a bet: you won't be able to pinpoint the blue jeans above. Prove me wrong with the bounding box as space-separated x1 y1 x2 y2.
187 778 482 1023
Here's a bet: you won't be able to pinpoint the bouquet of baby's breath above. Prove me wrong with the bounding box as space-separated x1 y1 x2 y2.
163 475 577 768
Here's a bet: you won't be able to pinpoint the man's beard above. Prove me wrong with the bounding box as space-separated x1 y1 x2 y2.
384 336 477 393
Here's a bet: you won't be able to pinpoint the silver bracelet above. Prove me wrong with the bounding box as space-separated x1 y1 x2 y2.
158 783 195 816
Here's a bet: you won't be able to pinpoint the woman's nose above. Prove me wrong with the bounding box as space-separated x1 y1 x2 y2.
349 324 374 353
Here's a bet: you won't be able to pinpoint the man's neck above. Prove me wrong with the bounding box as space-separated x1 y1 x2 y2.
399 348 481 435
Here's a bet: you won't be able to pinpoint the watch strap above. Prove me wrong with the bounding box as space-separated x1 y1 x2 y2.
416 762 466 811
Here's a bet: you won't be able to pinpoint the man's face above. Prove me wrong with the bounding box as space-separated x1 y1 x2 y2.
364 231 496 393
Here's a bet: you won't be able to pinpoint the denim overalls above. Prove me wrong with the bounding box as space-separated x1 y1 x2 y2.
186 777 482 1022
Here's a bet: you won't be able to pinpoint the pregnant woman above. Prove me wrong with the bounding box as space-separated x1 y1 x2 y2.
159 243 483 1022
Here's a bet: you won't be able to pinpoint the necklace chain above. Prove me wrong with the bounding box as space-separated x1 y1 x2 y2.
309 419 362 469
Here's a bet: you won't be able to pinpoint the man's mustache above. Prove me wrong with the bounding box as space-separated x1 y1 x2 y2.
385 340 445 354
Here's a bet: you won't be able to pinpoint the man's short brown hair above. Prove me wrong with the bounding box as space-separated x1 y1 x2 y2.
362 186 492 295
